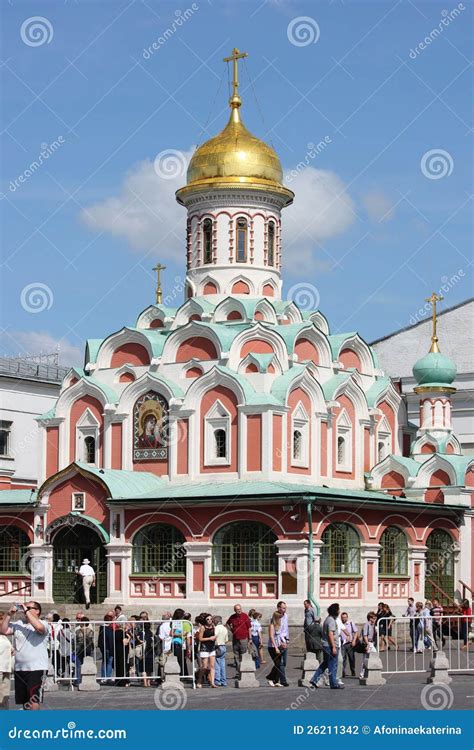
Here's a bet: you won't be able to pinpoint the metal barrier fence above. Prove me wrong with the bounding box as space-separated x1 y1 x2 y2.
47 620 196 689
375 615 473 675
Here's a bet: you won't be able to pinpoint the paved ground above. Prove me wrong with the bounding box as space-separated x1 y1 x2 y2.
33 652 473 712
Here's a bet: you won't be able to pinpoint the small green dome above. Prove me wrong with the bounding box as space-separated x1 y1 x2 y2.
413 351 456 386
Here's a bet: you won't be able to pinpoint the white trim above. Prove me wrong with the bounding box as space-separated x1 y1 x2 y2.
71 491 86 512
204 400 231 466
336 408 352 472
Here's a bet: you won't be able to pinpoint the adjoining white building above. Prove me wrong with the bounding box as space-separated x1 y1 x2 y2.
372 298 474 455
0 357 68 489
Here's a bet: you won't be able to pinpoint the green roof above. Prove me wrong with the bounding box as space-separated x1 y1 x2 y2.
0 489 37 505
327 333 358 360
365 377 392 407
125 328 170 358
436 454 474 484
246 353 276 373
73 462 164 499
321 373 351 401
70 512 110 543
85 339 103 365
271 365 306 403
35 407 56 422
214 366 280 405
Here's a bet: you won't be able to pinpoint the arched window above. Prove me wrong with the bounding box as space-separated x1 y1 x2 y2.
379 527 408 576
132 524 185 575
267 221 275 266
293 430 302 460
213 521 277 574
425 529 455 603
0 526 30 574
377 441 386 463
203 218 213 264
320 523 360 574
214 428 227 459
236 218 247 262
336 409 352 471
84 435 96 464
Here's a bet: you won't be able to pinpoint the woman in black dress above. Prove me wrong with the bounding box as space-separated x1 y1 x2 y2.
197 613 216 688
114 623 131 687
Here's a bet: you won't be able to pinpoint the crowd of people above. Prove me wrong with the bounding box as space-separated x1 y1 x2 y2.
0 596 471 708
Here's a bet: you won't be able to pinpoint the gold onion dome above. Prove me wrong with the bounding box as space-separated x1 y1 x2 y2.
176 49 293 206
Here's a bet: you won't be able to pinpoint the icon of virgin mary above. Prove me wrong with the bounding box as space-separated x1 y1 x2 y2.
137 399 163 448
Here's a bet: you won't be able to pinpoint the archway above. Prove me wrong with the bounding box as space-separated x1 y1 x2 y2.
51 521 107 604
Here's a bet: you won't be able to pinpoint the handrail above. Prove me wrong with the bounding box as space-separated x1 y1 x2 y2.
459 580 473 600
426 577 455 605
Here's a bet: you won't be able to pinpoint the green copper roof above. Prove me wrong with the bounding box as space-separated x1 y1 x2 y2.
70 512 110 543
35 406 56 422
246 353 276 373
214 366 280 405
413 351 456 387
193 322 242 350
73 462 164 499
0 489 37 505
270 364 307 404
365 377 392 407
143 371 184 399
435 455 473 484
85 339 103 365
188 297 218 313
125 328 170 358
327 333 358 360
321 373 351 401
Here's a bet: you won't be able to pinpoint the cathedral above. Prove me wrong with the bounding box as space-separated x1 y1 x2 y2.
1 50 472 619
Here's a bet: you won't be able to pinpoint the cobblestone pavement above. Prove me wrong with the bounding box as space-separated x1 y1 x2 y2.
30 652 474 711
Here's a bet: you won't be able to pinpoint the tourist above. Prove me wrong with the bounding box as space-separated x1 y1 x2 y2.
72 617 94 687
114 622 131 687
376 602 387 651
213 615 229 687
460 598 472 650
359 611 377 680
304 599 316 628
431 598 445 648
48 613 62 675
266 611 285 687
135 611 155 686
403 597 416 651
383 603 398 650
276 601 290 686
340 611 357 678
226 604 251 671
0 612 12 709
414 601 424 652
0 601 49 709
170 608 188 677
58 618 73 679
75 611 84 622
304 616 323 665
114 605 127 623
309 603 343 690
249 609 263 668
78 558 96 610
98 613 114 685
421 601 437 652
157 611 173 679
197 613 216 688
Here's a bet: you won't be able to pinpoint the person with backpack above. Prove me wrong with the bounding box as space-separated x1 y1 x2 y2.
304 616 323 665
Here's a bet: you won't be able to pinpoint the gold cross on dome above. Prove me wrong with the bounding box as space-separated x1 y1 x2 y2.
425 291 443 353
223 47 248 101
152 263 166 304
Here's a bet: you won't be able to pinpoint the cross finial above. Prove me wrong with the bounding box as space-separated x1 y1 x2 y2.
425 291 443 353
152 263 166 304
223 47 248 108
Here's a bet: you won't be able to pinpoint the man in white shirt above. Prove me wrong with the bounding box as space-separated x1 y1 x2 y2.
0 601 48 709
157 612 172 680
78 559 95 610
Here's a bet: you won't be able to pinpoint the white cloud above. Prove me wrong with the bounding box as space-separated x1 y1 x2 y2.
283 168 356 269
80 157 355 271
362 191 395 223
80 151 194 257
1 330 83 368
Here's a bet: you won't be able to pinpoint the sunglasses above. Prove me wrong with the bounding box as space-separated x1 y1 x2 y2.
25 607 39 611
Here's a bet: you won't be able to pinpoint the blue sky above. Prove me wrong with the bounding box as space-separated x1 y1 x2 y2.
1 0 472 366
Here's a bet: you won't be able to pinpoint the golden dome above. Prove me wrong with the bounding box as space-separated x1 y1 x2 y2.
176 93 294 206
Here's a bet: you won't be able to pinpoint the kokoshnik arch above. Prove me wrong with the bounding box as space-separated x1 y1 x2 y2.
1 50 472 618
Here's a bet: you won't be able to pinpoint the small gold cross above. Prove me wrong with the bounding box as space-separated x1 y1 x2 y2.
425 292 443 353
223 47 248 101
152 263 166 304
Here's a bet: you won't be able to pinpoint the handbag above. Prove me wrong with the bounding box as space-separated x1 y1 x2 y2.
215 645 225 658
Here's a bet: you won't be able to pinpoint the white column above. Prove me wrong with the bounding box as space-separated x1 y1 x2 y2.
360 543 381 608
275 539 309 600
408 545 427 599
183 541 212 601
312 539 324 603
104 543 133 605
458 510 473 598
29 543 53 603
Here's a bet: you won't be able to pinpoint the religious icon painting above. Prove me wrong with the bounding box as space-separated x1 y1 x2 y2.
133 390 169 461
